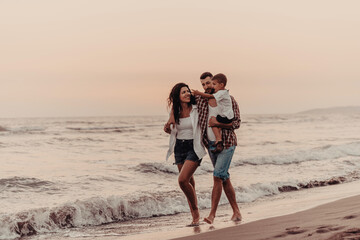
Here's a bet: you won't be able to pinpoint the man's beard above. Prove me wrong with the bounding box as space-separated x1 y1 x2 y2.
205 88 215 94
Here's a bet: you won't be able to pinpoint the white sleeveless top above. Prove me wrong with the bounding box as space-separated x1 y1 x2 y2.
176 117 193 140
166 104 207 161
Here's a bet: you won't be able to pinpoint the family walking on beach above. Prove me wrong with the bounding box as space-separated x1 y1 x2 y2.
164 72 242 226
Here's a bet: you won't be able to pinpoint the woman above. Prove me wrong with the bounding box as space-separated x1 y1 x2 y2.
165 83 207 226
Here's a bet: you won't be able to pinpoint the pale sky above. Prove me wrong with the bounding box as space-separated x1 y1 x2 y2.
1 0 359 117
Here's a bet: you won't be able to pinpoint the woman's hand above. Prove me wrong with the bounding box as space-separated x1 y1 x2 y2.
164 120 174 134
164 122 171 134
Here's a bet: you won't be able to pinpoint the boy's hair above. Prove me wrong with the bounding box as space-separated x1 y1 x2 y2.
200 72 213 79
212 73 227 87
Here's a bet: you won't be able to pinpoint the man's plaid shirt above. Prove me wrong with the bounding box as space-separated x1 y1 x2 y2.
196 95 241 149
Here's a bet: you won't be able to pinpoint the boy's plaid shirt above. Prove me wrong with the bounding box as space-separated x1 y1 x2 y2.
196 95 241 149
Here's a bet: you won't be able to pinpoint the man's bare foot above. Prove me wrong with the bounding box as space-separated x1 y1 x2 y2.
204 215 215 224
231 212 242 222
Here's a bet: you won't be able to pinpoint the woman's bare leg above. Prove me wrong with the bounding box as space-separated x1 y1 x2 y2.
177 164 196 216
178 160 200 224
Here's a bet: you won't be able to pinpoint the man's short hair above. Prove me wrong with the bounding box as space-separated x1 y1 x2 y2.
200 72 213 79
212 73 227 87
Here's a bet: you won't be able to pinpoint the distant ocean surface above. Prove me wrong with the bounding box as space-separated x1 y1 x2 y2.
1 112 360 239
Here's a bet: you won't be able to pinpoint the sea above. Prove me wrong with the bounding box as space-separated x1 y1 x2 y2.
1 111 360 240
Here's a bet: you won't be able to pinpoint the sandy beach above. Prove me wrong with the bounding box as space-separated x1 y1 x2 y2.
172 195 360 240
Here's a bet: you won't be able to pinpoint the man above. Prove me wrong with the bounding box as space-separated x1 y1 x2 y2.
196 72 242 224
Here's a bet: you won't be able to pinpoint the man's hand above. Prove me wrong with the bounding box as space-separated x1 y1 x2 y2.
209 116 233 129
208 116 219 127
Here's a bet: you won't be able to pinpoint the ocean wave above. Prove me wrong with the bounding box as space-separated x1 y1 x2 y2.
1 126 48 136
66 126 138 133
278 173 360 192
0 191 190 239
235 141 360 166
235 171 360 205
133 162 213 175
258 141 277 145
1 171 359 239
133 163 178 174
0 177 58 193
133 142 360 177
53 137 105 143
65 121 104 124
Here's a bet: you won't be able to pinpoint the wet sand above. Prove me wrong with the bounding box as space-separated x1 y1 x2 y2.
171 195 360 240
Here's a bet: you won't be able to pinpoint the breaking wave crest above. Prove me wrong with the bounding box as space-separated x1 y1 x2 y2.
0 191 190 239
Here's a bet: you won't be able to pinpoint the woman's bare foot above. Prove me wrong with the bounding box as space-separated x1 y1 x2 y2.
204 215 215 224
231 212 242 222
190 209 200 226
186 221 200 227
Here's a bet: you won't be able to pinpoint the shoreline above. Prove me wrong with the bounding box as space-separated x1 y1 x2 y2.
22 180 360 240
129 180 360 240
171 194 360 240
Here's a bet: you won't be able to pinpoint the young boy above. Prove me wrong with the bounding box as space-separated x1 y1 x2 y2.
192 73 234 153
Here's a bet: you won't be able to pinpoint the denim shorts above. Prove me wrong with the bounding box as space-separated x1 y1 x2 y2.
174 139 202 165
208 141 236 181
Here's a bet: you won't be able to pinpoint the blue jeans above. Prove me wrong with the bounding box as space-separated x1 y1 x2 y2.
208 141 236 181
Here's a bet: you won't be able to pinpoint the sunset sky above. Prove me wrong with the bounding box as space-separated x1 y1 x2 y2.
1 0 359 117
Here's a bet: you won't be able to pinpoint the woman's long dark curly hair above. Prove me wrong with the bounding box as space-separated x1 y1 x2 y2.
168 83 196 124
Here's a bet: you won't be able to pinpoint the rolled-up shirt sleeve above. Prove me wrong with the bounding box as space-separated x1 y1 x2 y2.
231 96 241 129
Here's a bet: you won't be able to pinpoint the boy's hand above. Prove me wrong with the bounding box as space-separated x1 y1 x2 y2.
191 89 201 95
